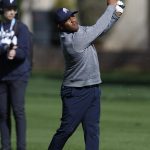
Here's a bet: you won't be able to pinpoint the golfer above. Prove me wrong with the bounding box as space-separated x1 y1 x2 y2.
48 0 125 150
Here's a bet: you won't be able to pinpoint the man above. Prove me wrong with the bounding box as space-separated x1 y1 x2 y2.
0 0 31 150
48 0 125 150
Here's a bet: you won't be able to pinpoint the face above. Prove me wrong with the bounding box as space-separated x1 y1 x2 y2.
3 8 17 21
60 14 79 32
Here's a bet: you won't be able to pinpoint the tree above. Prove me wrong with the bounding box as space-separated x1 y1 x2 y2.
56 0 76 9
77 0 106 25
18 0 23 17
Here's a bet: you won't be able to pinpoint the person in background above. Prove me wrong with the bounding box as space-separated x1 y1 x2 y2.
0 0 31 150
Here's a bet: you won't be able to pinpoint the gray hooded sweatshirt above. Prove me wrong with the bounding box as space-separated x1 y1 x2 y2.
60 5 119 87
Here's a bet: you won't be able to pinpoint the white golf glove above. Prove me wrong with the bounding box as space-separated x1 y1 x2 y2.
116 0 125 14
1 37 12 45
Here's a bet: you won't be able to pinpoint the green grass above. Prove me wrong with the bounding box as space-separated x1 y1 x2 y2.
101 85 150 150
6 77 150 150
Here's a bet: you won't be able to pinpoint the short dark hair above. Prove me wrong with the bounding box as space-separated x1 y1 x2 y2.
0 0 17 15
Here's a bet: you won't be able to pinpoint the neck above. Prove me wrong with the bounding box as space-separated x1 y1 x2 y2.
1 16 16 24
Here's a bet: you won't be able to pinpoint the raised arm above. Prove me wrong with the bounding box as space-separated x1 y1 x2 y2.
73 0 125 50
102 0 125 34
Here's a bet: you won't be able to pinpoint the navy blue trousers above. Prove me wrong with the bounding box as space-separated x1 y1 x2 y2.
48 84 101 150
0 80 27 150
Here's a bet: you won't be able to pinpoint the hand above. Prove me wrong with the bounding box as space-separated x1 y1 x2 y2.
7 46 17 60
115 1 125 16
107 0 118 6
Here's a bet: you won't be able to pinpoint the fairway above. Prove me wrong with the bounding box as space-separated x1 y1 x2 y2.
5 76 150 150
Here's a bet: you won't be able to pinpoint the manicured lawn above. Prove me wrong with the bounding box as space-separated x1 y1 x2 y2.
8 77 150 150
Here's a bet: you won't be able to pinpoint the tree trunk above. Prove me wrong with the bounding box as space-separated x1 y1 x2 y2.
21 0 33 31
77 0 106 25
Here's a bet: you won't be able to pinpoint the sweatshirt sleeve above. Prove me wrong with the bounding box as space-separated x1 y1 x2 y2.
15 23 30 60
0 45 7 55
100 13 120 35
72 5 117 51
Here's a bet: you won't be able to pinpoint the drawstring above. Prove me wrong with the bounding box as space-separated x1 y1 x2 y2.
0 18 16 38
